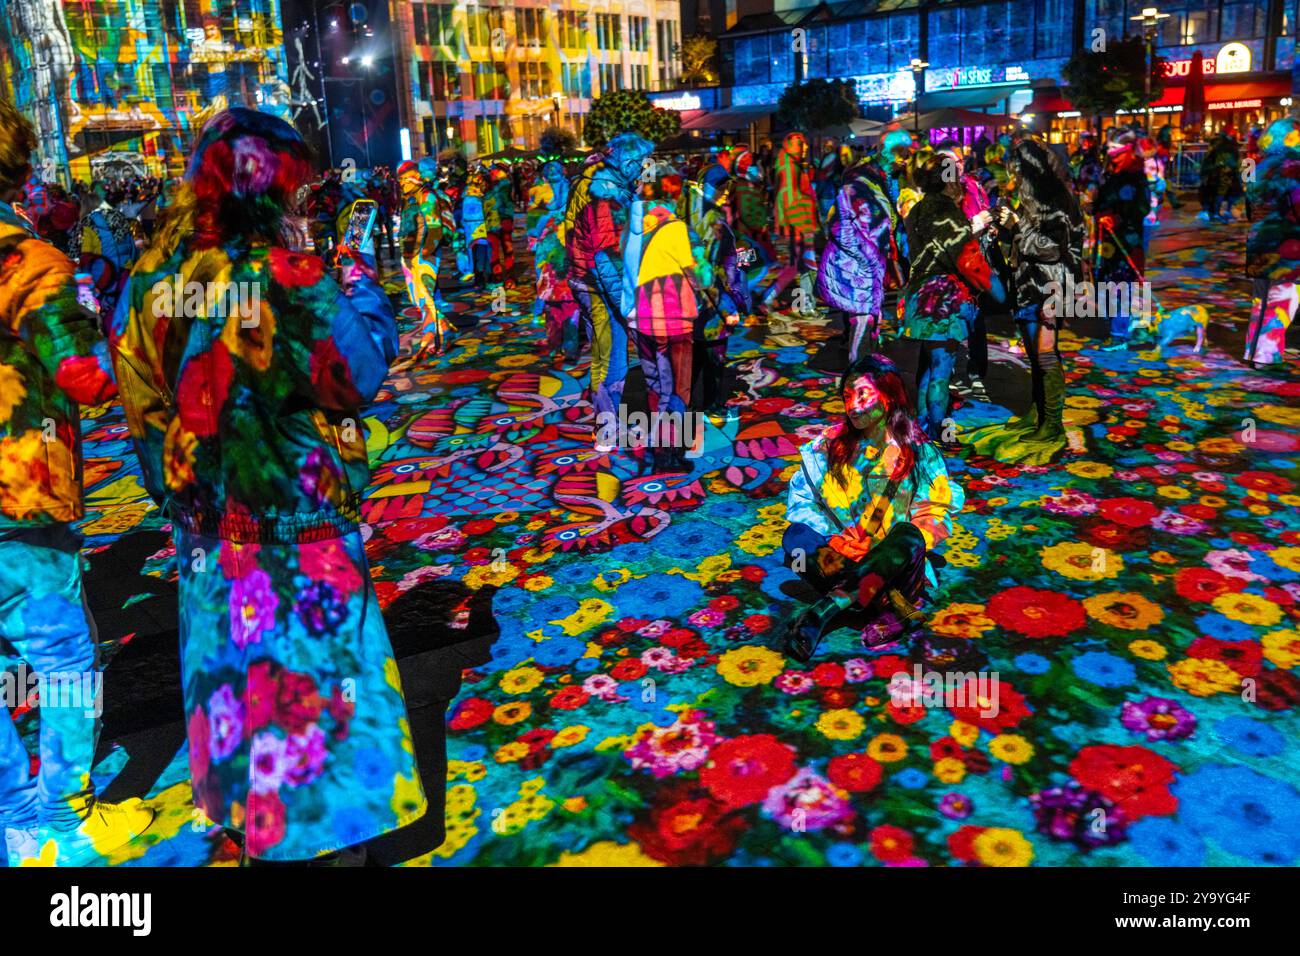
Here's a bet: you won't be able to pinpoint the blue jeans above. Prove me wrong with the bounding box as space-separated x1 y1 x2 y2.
574 279 629 421
917 346 956 440
0 524 99 832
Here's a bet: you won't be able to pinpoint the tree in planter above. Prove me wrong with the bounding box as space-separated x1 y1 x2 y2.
679 35 718 86
1061 35 1166 135
539 125 577 156
776 78 860 142
584 90 681 150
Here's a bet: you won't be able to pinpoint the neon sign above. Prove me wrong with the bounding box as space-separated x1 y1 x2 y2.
651 92 703 111
1208 98 1262 111
927 64 1029 90
1163 41 1252 78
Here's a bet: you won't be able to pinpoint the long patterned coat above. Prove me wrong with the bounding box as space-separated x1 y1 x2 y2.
773 132 818 241
113 238 425 860
899 192 996 342
815 163 895 317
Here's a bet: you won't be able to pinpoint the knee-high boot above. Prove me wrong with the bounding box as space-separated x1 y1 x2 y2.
1029 350 1065 443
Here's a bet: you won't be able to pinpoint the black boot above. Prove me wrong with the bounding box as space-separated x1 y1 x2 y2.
784 589 854 662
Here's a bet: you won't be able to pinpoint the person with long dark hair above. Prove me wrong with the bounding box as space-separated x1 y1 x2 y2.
968 138 1084 466
898 152 1003 444
781 354 964 662
112 108 423 865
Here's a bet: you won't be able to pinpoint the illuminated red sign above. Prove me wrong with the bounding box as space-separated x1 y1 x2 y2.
1207 99 1262 111
1163 58 1216 78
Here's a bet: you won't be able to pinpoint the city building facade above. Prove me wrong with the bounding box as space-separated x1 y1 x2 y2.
0 0 290 184
390 0 684 158
699 0 1298 147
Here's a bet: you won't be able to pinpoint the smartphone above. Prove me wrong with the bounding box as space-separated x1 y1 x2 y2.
340 198 378 251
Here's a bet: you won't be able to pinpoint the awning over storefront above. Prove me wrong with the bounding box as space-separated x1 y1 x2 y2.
1204 76 1290 108
918 85 1027 112
1032 75 1289 115
679 107 774 131
893 107 1014 131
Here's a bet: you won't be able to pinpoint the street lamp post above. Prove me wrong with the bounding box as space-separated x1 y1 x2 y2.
1130 6 1169 135
910 58 928 135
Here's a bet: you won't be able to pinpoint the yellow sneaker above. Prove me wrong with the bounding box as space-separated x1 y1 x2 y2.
11 800 157 867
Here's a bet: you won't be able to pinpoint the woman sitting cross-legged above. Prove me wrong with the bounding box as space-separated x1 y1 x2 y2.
781 355 964 662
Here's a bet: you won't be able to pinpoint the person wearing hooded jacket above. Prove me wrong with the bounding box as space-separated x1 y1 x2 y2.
621 170 701 473
763 131 820 315
528 159 581 365
816 158 896 362
1094 132 1150 349
1243 117 1300 367
685 163 749 417
111 108 422 865
565 131 655 439
967 138 1084 466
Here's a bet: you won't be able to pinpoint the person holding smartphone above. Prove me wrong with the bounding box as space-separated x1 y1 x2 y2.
112 108 423 865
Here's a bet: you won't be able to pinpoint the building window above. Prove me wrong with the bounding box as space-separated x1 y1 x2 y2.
421 117 434 155
518 61 552 99
1221 0 1267 38
596 13 621 51
412 3 428 46
630 63 649 90
476 116 502 154
1085 0 1248 47
473 62 508 99
628 16 649 52
432 60 459 100
515 7 544 46
927 2 1035 70
559 11 587 49
418 61 431 101
599 62 621 94
1035 0 1073 59
732 32 794 86
428 4 456 48
467 7 503 48
562 62 591 98
657 20 679 85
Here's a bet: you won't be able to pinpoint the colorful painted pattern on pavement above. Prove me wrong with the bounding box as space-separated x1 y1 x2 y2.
22 210 1300 867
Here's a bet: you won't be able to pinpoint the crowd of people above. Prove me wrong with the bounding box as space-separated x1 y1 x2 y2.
1 91 1296 867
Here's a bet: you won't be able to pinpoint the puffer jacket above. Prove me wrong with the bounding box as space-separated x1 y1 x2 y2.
112 237 395 542
0 201 117 527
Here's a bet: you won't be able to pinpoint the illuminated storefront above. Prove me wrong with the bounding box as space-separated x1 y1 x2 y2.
1031 1 1292 144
